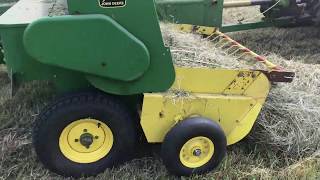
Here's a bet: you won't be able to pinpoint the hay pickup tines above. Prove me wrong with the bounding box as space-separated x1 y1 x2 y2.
178 24 295 83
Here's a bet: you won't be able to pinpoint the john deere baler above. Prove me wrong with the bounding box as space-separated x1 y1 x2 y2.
0 0 294 177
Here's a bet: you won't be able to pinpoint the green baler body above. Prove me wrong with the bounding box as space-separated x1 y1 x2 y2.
0 2 14 65
0 0 175 95
0 0 302 95
0 26 90 91
156 0 224 27
155 0 295 32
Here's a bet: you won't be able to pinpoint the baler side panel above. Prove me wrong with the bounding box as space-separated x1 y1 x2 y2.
0 2 15 65
140 68 271 145
24 15 150 82
66 0 176 95
0 27 91 92
156 0 224 27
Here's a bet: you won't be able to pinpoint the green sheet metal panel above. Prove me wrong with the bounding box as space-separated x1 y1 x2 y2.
156 0 224 27
24 15 150 82
0 46 3 64
220 19 294 32
66 0 175 95
0 2 15 64
0 26 90 92
0 0 90 92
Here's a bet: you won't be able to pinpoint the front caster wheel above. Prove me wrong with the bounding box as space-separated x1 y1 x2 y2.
33 92 138 177
161 117 227 176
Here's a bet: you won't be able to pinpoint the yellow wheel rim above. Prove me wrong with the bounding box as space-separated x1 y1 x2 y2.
59 119 113 163
179 136 214 168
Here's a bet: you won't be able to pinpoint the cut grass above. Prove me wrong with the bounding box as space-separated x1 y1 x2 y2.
1 29 320 179
0 2 320 179
161 23 320 159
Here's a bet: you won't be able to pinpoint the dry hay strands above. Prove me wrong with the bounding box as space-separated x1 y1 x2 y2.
160 23 267 70
160 23 320 158
48 0 68 17
251 59 320 158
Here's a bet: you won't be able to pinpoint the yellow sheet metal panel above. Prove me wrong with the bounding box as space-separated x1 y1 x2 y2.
223 71 261 95
244 72 271 104
141 93 257 144
178 24 217 35
227 103 263 145
172 68 240 94
224 73 271 145
172 68 268 96
140 67 271 145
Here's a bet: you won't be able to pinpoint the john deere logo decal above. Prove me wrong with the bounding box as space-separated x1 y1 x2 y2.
99 0 126 8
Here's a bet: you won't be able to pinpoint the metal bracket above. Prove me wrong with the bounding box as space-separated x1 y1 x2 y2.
261 70 295 83
9 68 18 97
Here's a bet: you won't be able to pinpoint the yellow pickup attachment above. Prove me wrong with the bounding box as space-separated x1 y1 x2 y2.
141 67 270 145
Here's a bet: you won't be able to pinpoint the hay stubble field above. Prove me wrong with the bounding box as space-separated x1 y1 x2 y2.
0 1 319 180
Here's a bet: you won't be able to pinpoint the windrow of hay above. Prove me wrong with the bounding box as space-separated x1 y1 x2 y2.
160 23 266 70
0 24 319 179
48 0 68 17
252 56 320 157
160 23 320 158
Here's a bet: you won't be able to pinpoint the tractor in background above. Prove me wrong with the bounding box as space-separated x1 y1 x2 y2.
156 0 320 32
1 0 320 63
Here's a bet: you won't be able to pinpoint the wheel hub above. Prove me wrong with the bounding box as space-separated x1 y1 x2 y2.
193 149 202 157
59 119 114 163
80 133 94 149
179 136 215 168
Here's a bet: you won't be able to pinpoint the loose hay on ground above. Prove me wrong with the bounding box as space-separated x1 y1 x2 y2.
160 23 320 159
0 22 319 179
252 57 320 157
161 23 266 70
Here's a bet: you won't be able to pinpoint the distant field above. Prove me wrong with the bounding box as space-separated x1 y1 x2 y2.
0 1 319 180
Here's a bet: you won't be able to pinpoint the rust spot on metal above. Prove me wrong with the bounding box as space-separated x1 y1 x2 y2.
238 72 244 77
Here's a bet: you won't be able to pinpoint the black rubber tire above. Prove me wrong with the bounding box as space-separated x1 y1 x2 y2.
161 117 227 176
33 92 138 177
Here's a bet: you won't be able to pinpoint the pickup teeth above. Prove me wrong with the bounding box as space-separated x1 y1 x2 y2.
177 24 281 71
176 24 295 83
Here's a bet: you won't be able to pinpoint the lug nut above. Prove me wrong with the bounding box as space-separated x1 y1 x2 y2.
193 149 202 156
